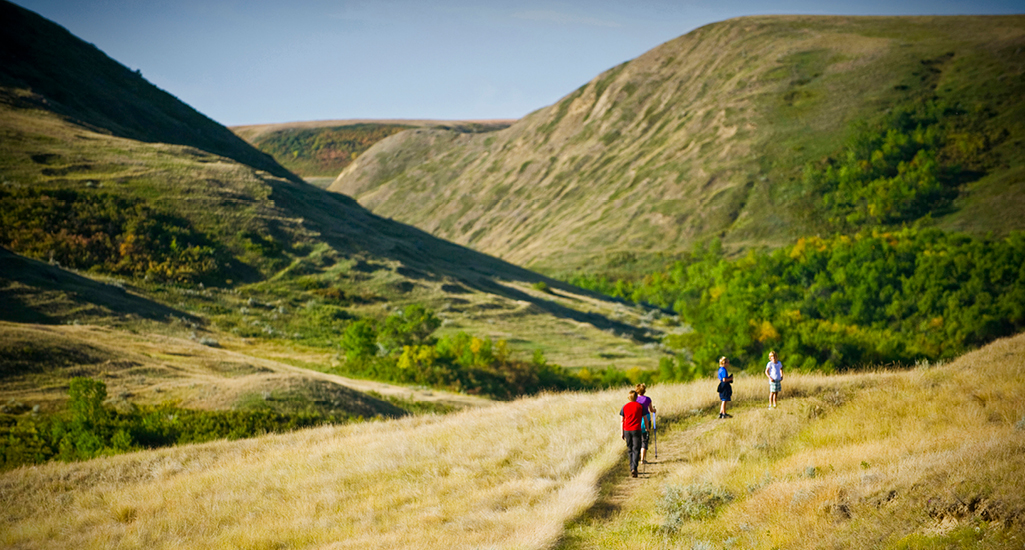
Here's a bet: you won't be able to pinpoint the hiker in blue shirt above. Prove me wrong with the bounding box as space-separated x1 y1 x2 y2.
717 356 734 419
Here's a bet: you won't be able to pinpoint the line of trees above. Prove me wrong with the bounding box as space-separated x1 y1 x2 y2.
574 229 1025 377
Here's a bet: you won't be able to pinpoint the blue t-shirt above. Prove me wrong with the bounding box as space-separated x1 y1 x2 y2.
718 366 730 381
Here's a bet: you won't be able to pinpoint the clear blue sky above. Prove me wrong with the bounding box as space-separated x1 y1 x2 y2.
13 0 1023 126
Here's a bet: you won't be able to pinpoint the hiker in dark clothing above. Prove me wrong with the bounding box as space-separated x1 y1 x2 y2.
718 356 734 419
620 390 643 477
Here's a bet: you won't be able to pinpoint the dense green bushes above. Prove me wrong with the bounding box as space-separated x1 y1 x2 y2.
572 230 1025 376
0 187 227 283
336 304 637 398
0 378 352 471
804 99 1001 229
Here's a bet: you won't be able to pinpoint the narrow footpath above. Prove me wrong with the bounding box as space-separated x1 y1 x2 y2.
557 408 726 548
603 413 721 510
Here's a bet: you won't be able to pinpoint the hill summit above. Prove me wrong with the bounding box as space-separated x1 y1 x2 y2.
330 15 1025 275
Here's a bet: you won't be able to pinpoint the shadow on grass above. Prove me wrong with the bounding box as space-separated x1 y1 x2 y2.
0 246 196 324
271 182 659 341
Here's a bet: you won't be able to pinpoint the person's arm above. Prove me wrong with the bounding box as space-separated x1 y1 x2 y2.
766 363 773 380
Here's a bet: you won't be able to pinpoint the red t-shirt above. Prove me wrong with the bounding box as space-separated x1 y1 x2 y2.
621 401 643 431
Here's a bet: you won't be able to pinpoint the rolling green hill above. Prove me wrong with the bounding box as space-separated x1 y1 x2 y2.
2 5 1024 546
330 15 1025 276
0 0 673 447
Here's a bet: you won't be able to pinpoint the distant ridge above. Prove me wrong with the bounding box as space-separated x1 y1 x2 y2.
231 119 515 178
232 119 516 142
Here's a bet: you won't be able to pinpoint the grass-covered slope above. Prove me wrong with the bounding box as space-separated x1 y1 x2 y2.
0 87 669 391
561 333 1025 549
0 321 423 417
232 119 513 179
3 331 1022 549
330 15 1025 275
0 0 676 425
0 0 294 181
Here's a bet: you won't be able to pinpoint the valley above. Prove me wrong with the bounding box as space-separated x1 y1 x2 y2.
1 2 1024 547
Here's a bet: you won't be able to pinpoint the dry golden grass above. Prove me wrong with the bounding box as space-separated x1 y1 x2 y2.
3 334 1024 549
559 334 1025 549
0 390 627 549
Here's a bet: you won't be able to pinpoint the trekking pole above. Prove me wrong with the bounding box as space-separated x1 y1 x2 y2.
652 411 657 460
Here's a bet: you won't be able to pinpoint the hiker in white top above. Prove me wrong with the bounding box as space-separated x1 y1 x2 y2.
765 350 783 408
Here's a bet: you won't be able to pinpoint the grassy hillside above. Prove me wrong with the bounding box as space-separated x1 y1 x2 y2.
232 119 514 179
0 320 484 416
3 331 1022 549
330 15 1025 275
0 0 676 438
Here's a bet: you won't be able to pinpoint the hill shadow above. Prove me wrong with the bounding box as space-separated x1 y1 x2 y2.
0 247 196 324
268 181 654 340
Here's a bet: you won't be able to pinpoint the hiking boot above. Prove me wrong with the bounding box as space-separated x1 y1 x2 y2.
631 470 638 478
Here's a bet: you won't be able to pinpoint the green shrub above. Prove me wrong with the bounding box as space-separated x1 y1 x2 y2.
659 483 735 531
0 378 356 471
0 187 228 283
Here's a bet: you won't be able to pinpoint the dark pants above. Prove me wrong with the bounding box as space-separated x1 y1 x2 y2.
624 430 642 473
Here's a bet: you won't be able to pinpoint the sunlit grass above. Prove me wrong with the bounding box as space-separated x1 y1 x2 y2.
1 390 626 549
559 334 1025 550
3 334 1023 549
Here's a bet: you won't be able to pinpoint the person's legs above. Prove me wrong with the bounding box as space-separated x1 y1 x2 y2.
625 431 640 474
640 429 649 464
770 391 778 407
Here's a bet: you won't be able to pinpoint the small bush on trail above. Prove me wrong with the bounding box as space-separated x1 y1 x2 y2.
659 483 735 531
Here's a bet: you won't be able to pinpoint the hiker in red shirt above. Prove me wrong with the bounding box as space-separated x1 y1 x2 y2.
620 390 644 477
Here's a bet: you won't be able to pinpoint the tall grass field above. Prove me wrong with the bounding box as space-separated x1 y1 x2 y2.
3 333 1023 549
